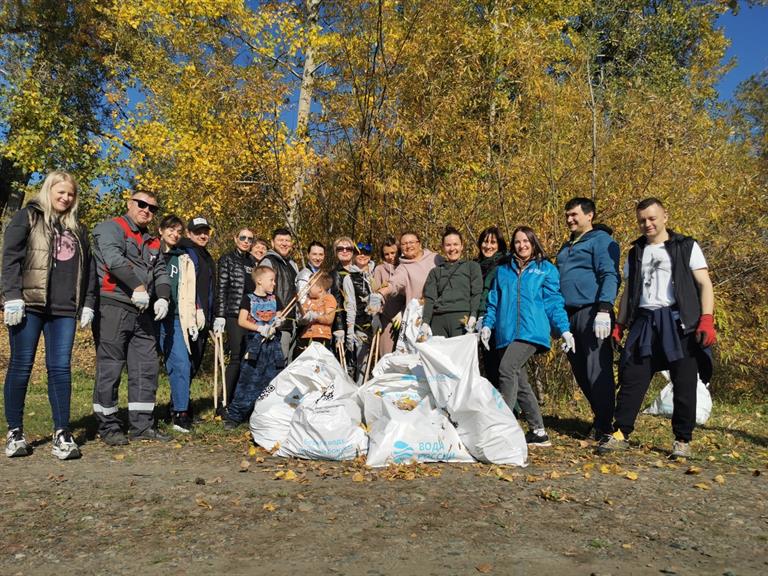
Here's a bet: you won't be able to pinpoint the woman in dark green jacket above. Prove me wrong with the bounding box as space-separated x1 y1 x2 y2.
420 226 483 338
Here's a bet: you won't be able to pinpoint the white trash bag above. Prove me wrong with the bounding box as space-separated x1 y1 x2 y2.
415 334 528 466
250 343 357 450
643 370 713 425
365 398 474 467
394 298 424 354
277 392 368 460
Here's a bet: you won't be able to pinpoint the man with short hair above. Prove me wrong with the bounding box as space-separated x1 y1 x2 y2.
599 198 716 459
178 216 216 377
260 228 299 360
92 190 171 444
556 197 621 439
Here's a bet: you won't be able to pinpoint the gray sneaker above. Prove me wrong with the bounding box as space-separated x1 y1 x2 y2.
52 429 81 460
669 440 691 460
596 431 629 455
5 428 31 457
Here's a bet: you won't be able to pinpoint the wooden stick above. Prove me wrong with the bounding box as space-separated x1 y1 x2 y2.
218 333 227 406
362 331 379 385
280 270 323 319
213 332 219 410
336 339 346 369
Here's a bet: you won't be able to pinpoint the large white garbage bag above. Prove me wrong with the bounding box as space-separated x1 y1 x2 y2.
415 334 528 466
250 343 357 450
394 299 424 354
643 370 713 425
365 398 474 467
277 392 368 460
359 371 434 426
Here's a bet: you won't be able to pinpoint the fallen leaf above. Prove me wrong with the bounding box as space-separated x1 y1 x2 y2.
706 455 716 462
173 443 182 449
713 475 726 484
498 474 515 483
752 469 761 477
113 453 125 461
283 470 297 481
549 471 561 479
352 472 365 482
195 497 213 510
693 482 711 490
583 472 592 479
622 543 633 549
239 459 251 472
274 470 285 479
625 471 639 481
248 446 257 457
262 502 277 512
685 466 702 475
599 464 611 474
476 563 493 573
578 440 590 448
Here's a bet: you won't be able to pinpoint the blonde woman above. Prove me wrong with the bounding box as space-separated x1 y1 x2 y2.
2 170 97 459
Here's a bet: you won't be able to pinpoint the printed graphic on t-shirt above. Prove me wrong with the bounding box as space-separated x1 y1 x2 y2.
53 229 76 262
241 292 277 326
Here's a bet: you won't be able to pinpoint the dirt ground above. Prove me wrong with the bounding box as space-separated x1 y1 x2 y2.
2 428 767 576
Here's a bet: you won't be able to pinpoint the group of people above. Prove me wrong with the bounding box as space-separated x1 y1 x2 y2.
2 170 717 462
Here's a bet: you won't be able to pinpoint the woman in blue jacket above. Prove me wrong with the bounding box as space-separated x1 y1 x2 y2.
480 226 575 447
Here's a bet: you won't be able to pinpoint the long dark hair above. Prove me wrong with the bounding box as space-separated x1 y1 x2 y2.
476 226 507 259
511 226 547 263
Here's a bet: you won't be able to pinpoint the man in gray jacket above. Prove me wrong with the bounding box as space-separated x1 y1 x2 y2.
92 191 171 445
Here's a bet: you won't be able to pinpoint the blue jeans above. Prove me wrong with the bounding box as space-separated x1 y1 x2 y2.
158 316 192 412
4 311 77 431
226 335 284 423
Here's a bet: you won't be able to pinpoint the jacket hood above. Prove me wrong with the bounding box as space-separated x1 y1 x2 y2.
264 249 292 265
570 224 613 241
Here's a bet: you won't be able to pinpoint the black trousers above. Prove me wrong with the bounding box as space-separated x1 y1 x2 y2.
224 318 249 404
565 305 616 434
614 331 698 442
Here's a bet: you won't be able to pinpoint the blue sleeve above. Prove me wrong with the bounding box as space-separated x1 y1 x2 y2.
542 263 570 336
594 235 621 306
484 269 500 330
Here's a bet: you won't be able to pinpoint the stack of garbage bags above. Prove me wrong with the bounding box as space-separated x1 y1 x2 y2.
248 334 528 467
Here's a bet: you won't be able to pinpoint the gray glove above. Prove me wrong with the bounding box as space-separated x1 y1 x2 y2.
561 331 576 354
189 326 199 342
131 290 150 312
257 324 276 339
213 317 226 334
593 312 611 340
153 298 169 321
465 316 477 333
3 299 25 326
371 314 382 332
333 329 345 345
79 307 95 329
480 326 491 350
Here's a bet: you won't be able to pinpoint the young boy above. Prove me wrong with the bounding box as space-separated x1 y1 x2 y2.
295 271 337 356
223 266 285 430
343 242 375 384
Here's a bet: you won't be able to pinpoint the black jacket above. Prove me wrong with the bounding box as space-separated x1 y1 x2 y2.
215 249 256 318
261 250 298 332
178 238 216 324
626 230 702 333
330 262 350 333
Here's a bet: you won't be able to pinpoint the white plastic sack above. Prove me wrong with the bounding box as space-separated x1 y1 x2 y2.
415 334 528 466
394 299 424 354
277 392 368 460
365 398 474 467
359 370 434 426
250 343 357 450
643 370 712 425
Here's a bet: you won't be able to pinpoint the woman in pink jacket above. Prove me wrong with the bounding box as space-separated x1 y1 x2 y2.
378 230 443 305
372 236 405 356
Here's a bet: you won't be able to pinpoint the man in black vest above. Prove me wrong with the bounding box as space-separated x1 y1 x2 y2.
260 227 299 361
599 198 716 459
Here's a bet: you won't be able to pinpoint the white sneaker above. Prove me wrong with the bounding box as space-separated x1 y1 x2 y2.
51 429 81 460
5 428 31 457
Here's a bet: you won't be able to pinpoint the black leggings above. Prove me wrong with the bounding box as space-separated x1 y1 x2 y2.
224 318 249 404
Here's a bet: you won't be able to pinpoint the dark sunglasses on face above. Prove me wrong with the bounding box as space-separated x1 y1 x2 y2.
132 198 159 214
336 246 353 252
238 235 254 242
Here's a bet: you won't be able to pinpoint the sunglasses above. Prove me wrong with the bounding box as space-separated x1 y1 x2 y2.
356 242 373 253
336 246 354 252
238 235 254 242
132 198 159 214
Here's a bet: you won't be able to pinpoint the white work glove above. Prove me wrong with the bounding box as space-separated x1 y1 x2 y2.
561 331 576 354
273 314 285 329
257 324 276 339
79 307 95 329
299 310 319 326
346 330 368 352
366 293 384 315
418 323 432 341
333 329 345 345
131 289 150 312
3 299 25 326
465 316 477 333
593 311 611 340
189 326 199 342
480 326 491 350
153 298 169 321
213 317 226 334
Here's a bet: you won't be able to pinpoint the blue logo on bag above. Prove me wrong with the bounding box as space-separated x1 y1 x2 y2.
490 387 505 410
392 440 414 463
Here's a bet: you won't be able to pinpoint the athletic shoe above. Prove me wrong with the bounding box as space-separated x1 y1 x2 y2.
669 440 691 460
129 428 172 442
51 429 81 460
171 411 193 433
101 430 129 446
596 430 629 455
223 418 240 431
525 430 552 447
5 428 31 457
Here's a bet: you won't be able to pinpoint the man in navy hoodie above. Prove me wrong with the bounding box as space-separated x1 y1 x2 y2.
556 198 621 439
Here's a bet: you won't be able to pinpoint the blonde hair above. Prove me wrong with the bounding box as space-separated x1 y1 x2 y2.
35 170 80 232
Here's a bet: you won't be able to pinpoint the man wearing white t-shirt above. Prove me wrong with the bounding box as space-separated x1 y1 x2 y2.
598 198 716 459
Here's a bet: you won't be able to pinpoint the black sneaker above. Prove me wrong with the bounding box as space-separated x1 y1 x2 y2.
171 411 193 433
100 430 129 446
525 430 552 447
129 428 172 442
223 418 240 431
51 429 81 460
5 428 31 457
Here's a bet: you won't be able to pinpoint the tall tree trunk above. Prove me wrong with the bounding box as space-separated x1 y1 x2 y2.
287 0 321 232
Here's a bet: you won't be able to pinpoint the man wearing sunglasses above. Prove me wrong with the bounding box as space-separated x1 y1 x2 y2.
91 190 172 445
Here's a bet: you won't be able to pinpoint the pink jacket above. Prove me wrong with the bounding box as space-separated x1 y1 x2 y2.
387 249 443 303
373 262 405 320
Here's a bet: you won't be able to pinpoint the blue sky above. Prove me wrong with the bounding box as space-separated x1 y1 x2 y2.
716 3 768 100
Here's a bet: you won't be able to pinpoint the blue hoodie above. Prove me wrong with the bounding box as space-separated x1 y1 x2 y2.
483 258 570 351
555 225 620 310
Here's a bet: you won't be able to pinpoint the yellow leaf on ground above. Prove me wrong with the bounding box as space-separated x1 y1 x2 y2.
693 482 711 490
283 470 297 481
625 471 639 481
599 464 611 474
550 471 561 479
685 466 702 475
713 475 726 484
173 443 182 449
239 459 251 472
262 502 277 512
476 563 493 573
248 446 257 456
274 470 285 479
352 472 365 482
622 543 633 549
113 453 125 461
195 497 212 510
